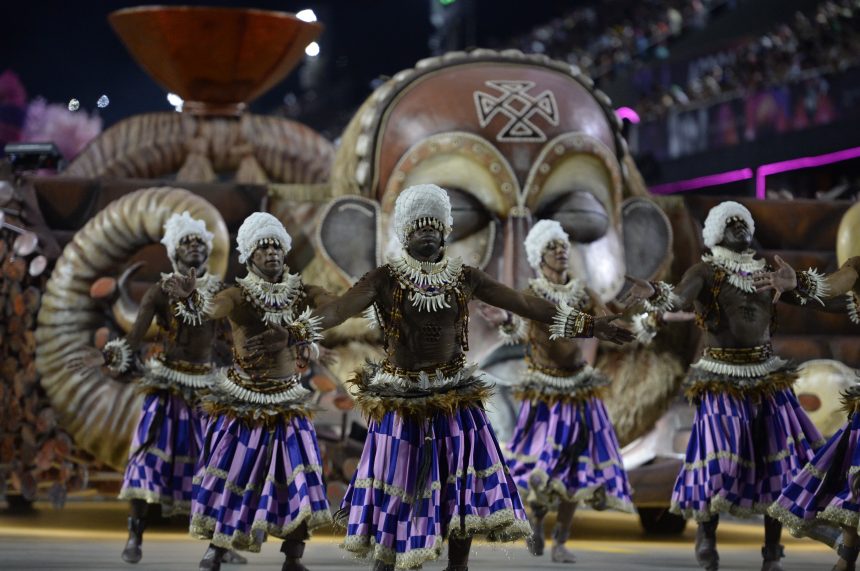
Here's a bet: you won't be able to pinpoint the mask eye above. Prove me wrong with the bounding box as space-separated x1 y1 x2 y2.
535 190 609 244
447 187 493 243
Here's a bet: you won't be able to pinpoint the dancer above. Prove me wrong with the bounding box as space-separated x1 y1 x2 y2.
300 184 634 571
166 212 332 571
69 212 245 565
624 201 827 571
479 219 634 564
764 255 860 571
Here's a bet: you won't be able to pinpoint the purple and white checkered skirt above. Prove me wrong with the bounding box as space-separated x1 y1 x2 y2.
671 387 824 522
189 412 332 552
506 395 633 512
769 388 860 536
118 391 203 516
339 404 531 569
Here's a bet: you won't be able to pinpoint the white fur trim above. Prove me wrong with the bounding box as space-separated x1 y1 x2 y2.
524 219 569 271
702 201 755 249
161 211 214 261
392 184 453 245
631 313 658 345
236 212 292 264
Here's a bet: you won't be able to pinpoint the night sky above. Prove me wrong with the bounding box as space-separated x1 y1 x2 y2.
2 0 569 132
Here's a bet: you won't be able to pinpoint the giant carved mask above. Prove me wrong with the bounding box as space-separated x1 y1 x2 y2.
319 50 671 300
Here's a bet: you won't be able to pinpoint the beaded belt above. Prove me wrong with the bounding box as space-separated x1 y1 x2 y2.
380 354 468 382
525 355 586 378
703 344 773 364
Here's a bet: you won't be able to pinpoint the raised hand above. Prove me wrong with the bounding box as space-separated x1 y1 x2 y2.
593 314 635 345
753 255 797 303
162 267 197 299
474 301 510 326
67 347 105 373
618 275 656 308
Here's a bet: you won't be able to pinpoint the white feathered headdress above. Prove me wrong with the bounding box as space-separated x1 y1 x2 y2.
236 212 292 264
524 219 569 270
160 211 214 261
393 184 453 246
702 201 755 249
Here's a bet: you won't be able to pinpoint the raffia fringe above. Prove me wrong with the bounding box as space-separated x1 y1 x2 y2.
519 468 634 513
198 464 324 496
133 445 194 466
513 386 603 405
766 503 848 540
677 435 815 471
340 509 531 569
684 366 797 400
670 494 773 522
117 487 190 517
200 399 314 428
841 385 860 415
351 477 440 501
190 507 332 552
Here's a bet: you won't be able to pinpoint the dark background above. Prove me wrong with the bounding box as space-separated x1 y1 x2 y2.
0 0 572 134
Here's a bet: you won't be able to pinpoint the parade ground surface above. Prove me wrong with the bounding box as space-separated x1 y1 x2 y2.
0 502 831 570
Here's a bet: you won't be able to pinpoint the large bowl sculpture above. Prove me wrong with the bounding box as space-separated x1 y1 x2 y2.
109 6 322 115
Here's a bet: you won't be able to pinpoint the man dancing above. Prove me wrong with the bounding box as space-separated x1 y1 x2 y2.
766 255 860 571
306 184 634 571
481 219 633 564
70 212 245 565
626 201 826 571
166 212 332 571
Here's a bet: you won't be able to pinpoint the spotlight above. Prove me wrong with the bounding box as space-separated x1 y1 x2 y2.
296 9 317 22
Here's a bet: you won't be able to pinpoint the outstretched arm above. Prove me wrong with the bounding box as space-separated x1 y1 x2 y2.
69 283 161 375
826 257 860 298
313 269 380 331
470 269 634 344
125 285 161 350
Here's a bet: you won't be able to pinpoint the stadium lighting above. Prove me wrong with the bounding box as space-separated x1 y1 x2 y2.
296 9 317 22
166 92 183 112
305 42 320 57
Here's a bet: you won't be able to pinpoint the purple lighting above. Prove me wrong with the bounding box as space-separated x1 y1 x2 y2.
756 146 860 199
615 106 640 124
649 168 754 195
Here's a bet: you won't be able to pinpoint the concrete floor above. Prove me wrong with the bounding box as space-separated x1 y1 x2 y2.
0 502 834 571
